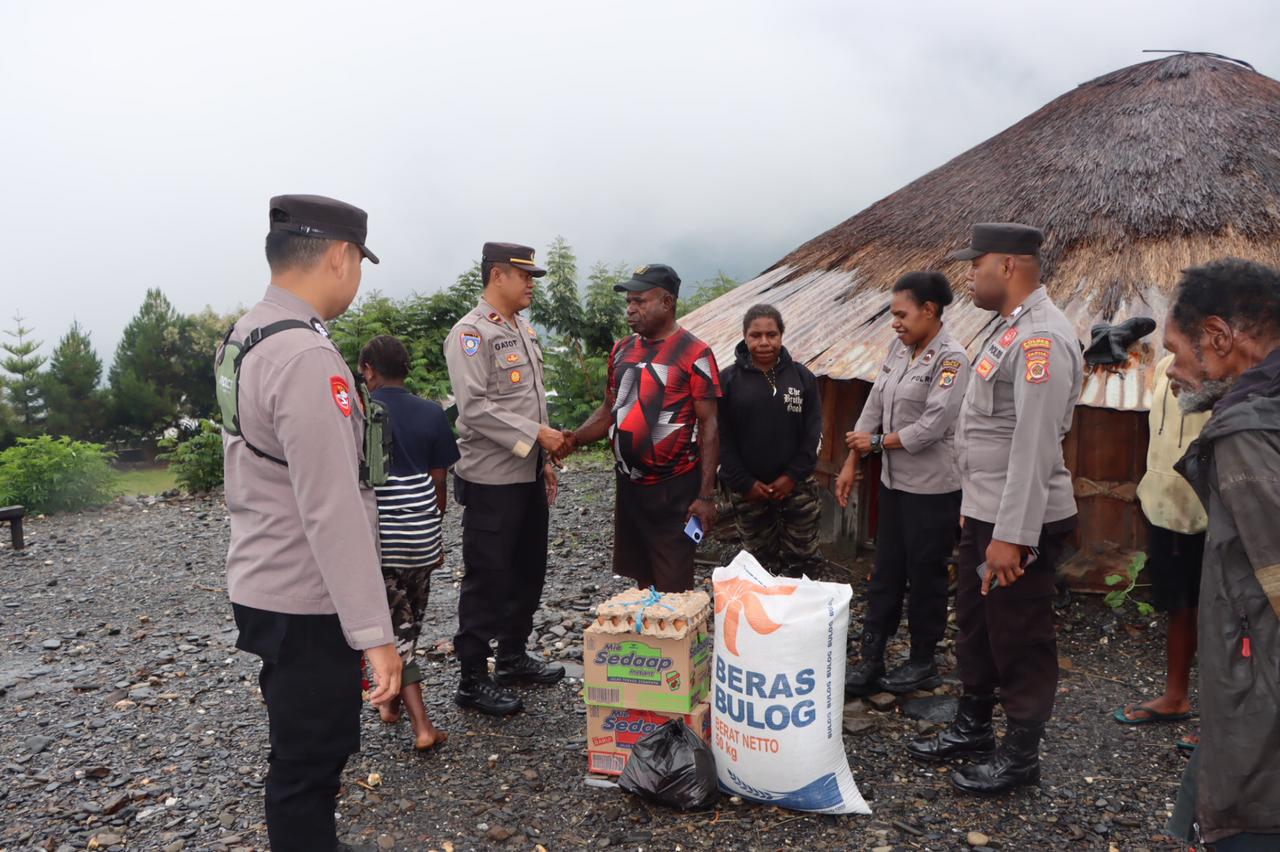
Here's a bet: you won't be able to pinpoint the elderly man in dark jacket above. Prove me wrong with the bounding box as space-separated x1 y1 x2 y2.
1162 258 1280 850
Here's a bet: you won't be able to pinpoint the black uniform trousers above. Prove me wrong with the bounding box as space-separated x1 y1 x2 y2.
953 516 1075 723
864 486 961 651
233 604 361 852
453 474 549 665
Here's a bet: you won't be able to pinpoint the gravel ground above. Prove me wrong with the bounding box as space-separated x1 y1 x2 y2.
0 457 1195 851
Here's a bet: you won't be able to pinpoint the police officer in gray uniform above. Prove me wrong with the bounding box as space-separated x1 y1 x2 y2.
906 224 1082 795
222 195 401 851
445 243 568 716
838 272 971 698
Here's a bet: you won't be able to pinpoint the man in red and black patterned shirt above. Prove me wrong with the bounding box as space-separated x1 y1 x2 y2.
564 264 721 591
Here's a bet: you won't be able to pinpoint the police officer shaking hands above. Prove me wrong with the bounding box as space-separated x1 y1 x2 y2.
220 195 400 852
445 243 568 716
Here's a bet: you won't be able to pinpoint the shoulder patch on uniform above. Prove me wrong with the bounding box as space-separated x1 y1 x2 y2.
1021 337 1053 351
460 331 481 357
942 358 962 371
938 369 957 388
330 376 353 417
1024 346 1051 384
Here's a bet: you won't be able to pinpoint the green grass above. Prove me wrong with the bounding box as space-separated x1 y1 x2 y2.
114 465 179 496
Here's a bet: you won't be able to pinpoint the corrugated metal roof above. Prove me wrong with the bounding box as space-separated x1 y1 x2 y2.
682 265 1162 411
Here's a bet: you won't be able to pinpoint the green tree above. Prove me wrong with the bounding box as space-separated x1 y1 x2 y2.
107 289 186 440
678 271 739 317
1 314 46 432
328 263 485 402
176 306 239 421
530 236 584 336
525 243 631 426
582 262 629 355
42 321 105 440
0 392 16 450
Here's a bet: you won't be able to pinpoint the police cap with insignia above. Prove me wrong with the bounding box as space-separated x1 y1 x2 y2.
269 194 380 264
946 223 1044 261
482 242 546 277
614 263 681 296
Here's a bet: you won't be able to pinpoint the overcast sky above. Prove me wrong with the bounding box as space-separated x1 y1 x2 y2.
2 0 1277 364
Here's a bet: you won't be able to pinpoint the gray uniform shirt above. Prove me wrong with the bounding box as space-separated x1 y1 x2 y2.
222 286 394 651
445 298 549 485
854 328 970 494
955 287 1083 545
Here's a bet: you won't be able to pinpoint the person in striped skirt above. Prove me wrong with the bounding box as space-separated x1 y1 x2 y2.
360 335 461 751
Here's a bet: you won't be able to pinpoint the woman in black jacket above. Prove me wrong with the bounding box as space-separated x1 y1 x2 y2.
718 304 823 577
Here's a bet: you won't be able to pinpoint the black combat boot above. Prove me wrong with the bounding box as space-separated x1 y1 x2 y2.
494 652 566 686
950 719 1043 794
905 693 996 761
844 631 886 697
455 664 523 716
880 643 941 694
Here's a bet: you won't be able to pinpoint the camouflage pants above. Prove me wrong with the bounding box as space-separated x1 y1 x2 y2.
383 558 441 687
730 475 824 577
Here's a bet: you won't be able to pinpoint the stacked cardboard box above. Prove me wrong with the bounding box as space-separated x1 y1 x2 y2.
582 588 714 776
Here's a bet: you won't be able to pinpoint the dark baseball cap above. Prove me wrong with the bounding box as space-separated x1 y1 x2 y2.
615 263 681 296
481 242 546 277
946 223 1044 261
269 194 379 263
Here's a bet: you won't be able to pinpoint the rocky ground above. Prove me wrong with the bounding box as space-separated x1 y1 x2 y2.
0 457 1196 851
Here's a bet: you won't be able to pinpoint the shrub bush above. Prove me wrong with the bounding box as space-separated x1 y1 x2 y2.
158 420 224 493
0 436 119 514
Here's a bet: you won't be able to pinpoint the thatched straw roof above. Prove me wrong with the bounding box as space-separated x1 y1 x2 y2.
683 53 1280 410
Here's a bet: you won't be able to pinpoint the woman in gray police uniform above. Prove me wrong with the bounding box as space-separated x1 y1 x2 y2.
837 272 970 696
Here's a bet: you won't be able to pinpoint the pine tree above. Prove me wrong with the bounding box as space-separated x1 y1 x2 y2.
107 289 185 439
42 321 104 439
582 262 629 355
175 306 239 420
1 314 46 431
530 236 584 335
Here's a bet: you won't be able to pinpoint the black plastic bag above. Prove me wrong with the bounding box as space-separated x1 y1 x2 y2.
617 719 719 810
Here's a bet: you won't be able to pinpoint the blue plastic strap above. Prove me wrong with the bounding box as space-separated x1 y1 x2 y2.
632 586 675 634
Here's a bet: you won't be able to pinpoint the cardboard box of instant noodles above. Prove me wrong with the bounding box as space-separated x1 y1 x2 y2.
586 701 712 776
582 588 712 714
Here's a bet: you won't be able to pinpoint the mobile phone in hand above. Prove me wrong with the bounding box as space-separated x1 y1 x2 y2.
976 547 1039 588
684 516 704 544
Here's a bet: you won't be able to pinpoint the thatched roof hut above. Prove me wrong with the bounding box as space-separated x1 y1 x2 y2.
686 52 1280 408
684 53 1280 577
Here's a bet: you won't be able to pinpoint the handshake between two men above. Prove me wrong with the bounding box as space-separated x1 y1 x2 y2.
532 417 719 536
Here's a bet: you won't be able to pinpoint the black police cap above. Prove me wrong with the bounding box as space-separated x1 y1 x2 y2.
481 242 546 277
269 194 379 264
614 264 681 297
946 223 1044 261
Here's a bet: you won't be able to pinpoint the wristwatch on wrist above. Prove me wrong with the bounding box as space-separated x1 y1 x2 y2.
871 434 885 454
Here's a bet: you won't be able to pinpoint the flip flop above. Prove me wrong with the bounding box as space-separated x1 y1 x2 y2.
1112 702 1194 725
